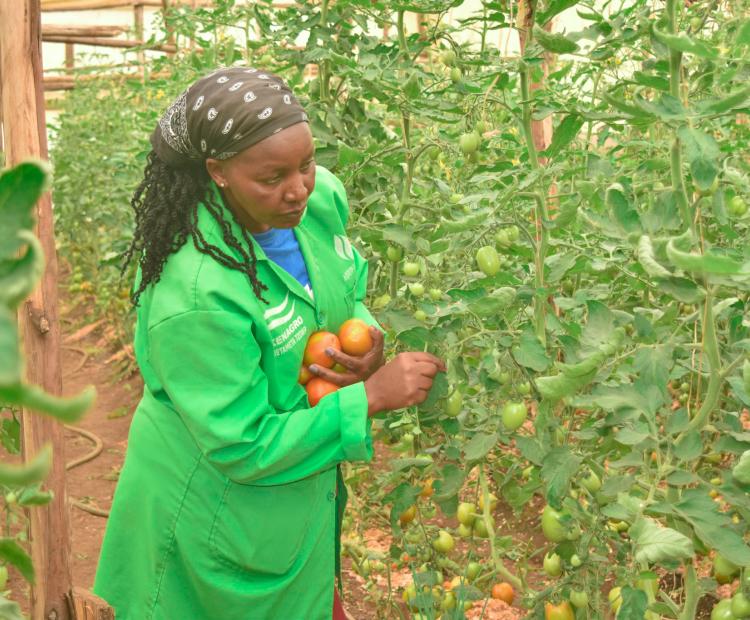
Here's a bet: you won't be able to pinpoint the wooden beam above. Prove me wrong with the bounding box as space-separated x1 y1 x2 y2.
43 69 170 90
43 24 128 37
41 0 213 10
42 35 177 53
0 1 72 619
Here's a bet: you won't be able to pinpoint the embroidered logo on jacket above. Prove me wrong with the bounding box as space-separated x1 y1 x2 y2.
333 235 354 261
264 292 307 357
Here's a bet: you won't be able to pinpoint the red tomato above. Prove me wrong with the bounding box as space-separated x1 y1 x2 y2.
303 331 341 369
491 582 514 605
306 378 339 406
338 318 373 356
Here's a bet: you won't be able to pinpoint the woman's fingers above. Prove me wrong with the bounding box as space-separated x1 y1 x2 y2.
307 364 355 386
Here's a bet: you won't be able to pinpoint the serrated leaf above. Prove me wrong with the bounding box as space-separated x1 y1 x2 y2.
674 431 703 461
652 26 719 59
544 114 584 159
616 586 649 620
463 432 497 462
0 445 51 486
677 126 719 191
0 161 50 259
541 447 582 508
512 330 550 372
630 518 694 565
533 25 579 54
536 0 579 25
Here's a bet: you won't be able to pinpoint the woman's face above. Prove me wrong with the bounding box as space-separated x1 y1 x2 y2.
205 122 316 234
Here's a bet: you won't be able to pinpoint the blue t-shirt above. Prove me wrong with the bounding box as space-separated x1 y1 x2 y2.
253 228 314 299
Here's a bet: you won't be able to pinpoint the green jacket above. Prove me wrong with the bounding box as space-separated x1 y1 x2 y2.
94 166 379 619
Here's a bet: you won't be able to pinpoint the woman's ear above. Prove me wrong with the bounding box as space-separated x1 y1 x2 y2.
205 158 228 188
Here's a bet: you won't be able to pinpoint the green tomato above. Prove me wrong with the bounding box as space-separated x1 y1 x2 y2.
413 310 427 322
445 391 463 417
712 599 736 620
637 575 659 599
428 288 443 301
466 561 482 581
459 131 481 155
433 530 455 554
714 554 740 584
497 371 510 385
518 381 531 396
457 502 476 527
570 554 582 568
402 261 420 277
494 229 511 248
728 196 748 217
501 401 527 431
450 67 462 83
476 245 501 276
543 552 563 577
386 246 403 262
732 592 750 618
506 225 520 242
409 282 425 297
690 16 703 31
580 470 602 493
440 49 457 66
569 590 588 609
457 523 473 537
0 566 7 590
541 505 578 543
473 518 489 538
475 120 487 134
450 192 464 204
5 492 17 506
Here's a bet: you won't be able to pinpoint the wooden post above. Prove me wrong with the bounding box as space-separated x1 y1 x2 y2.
0 1 71 619
133 3 145 67
65 43 75 73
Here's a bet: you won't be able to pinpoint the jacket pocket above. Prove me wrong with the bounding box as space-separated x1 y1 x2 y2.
209 475 321 576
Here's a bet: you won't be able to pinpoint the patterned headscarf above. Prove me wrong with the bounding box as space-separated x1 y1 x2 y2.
150 67 309 169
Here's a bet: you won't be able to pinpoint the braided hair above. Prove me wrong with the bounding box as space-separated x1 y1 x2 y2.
121 150 269 305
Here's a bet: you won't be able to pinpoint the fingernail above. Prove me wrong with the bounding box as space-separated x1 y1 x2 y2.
325 347 334 355
309 364 318 372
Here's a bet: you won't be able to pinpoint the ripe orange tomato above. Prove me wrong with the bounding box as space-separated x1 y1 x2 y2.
491 582 514 605
303 331 341 369
545 601 574 620
306 378 339 406
298 365 313 385
399 504 417 526
338 318 373 356
419 479 434 499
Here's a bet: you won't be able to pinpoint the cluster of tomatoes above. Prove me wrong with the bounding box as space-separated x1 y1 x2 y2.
298 318 374 406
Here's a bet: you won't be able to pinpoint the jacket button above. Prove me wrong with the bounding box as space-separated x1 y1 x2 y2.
327 491 335 501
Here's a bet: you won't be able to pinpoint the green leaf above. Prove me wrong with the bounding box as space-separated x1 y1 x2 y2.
654 276 705 303
666 240 750 276
544 115 584 159
631 71 670 91
696 86 750 116
541 447 582 508
0 309 21 387
652 26 719 59
0 231 44 309
532 25 579 54
0 383 94 424
636 235 671 278
674 431 703 461
677 126 719 191
0 445 51 486
630 518 694 565
0 161 50 259
419 371 448 412
536 0 579 25
512 329 551 372
634 94 687 121
463 432 497 462
0 595 24 620
616 586 649 620
675 490 750 566
733 451 750 485
384 483 422 528
0 538 34 584
606 184 641 233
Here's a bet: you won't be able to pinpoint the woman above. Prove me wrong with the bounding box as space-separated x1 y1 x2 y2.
93 67 445 620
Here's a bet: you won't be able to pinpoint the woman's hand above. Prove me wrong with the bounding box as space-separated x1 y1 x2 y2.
307 326 385 387
363 352 446 417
